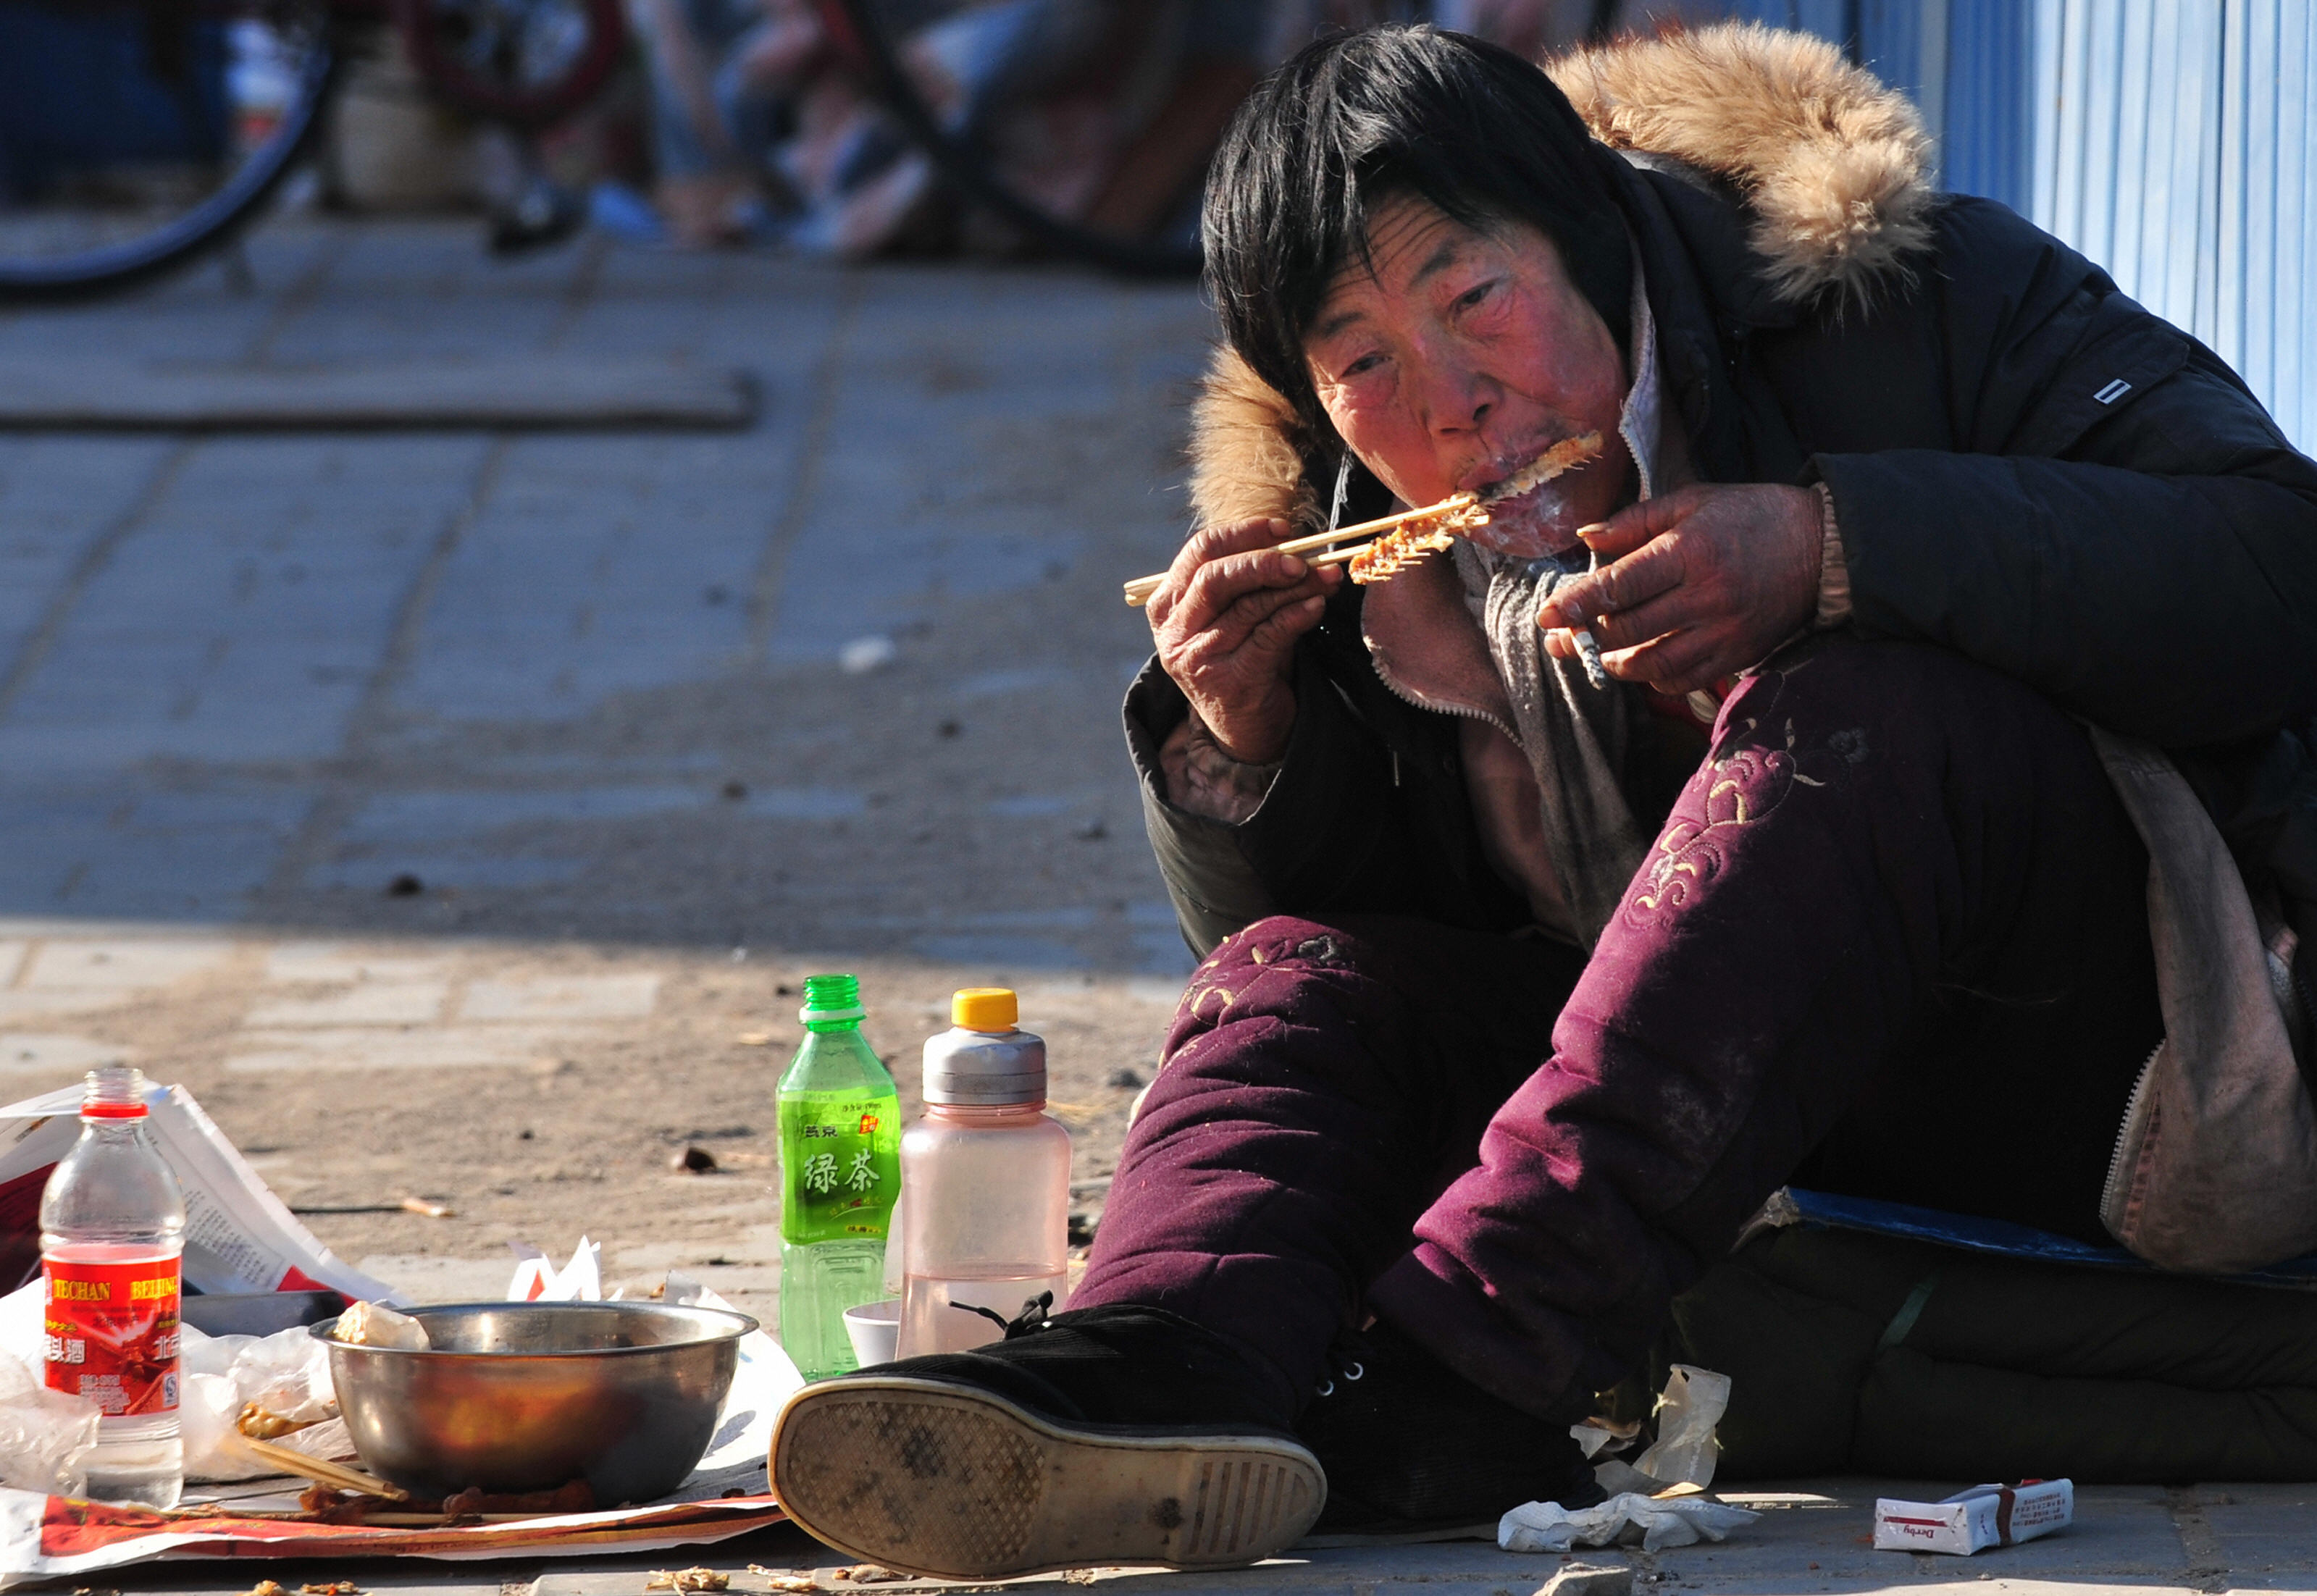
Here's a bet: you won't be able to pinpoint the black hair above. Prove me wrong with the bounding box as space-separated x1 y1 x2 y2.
1203 25 1633 446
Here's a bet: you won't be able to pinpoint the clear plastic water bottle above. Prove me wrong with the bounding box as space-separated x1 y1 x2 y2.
896 989 1072 1358
40 1065 186 1508
776 974 900 1381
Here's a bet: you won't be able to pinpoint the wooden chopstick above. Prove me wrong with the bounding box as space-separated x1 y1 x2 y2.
341 1511 556 1526
238 1434 409 1501
1121 493 1478 608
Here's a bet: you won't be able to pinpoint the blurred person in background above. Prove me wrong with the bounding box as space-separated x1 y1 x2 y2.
625 0 1614 256
626 0 803 245
627 0 1281 254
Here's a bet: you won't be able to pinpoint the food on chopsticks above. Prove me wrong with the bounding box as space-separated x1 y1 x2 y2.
1486 431 1604 504
1123 496 1484 607
1342 497 1492 582
1121 432 1608 605
1343 432 1602 587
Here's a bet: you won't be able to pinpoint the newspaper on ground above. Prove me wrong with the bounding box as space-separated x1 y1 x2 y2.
0 1491 788 1585
0 1079 392 1303
1872 1480 2074 1555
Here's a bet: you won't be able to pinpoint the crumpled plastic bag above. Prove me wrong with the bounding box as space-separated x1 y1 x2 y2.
180 1319 353 1482
1500 1492 1760 1554
1632 1364 1730 1487
0 1346 100 1495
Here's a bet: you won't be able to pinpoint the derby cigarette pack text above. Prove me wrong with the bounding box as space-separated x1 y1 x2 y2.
1872 1480 2073 1555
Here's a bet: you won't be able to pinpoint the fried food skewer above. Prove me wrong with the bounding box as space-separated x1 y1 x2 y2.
1121 494 1480 608
1121 431 1605 607
1345 432 1602 588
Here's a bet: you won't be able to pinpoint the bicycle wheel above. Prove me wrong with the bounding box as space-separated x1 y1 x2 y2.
393 0 625 129
0 0 338 303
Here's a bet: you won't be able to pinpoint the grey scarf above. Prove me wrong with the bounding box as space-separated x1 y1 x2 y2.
1457 539 1652 948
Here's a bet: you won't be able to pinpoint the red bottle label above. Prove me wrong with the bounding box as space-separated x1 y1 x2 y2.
42 1256 180 1416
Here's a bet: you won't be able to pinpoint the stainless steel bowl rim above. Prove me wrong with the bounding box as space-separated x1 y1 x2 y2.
307 1300 760 1357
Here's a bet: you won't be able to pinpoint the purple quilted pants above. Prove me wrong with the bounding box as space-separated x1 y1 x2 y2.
1076 639 2163 1421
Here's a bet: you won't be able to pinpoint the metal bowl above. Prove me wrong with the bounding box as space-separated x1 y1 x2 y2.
317 1301 756 1504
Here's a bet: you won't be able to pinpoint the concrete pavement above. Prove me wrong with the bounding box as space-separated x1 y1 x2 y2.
0 219 2297 1595
57 1481 2317 1594
0 218 1203 1322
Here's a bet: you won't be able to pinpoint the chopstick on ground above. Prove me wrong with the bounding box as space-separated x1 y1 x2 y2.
338 1511 557 1526
1121 493 1478 607
288 1196 455 1219
238 1435 409 1501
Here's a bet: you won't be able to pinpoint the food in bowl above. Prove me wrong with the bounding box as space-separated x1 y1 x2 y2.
317 1301 755 1504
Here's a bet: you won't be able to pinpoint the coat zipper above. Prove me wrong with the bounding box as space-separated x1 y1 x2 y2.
1365 639 1520 742
2098 1038 2168 1231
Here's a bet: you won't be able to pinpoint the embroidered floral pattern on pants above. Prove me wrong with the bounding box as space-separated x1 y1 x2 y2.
1625 713 1861 927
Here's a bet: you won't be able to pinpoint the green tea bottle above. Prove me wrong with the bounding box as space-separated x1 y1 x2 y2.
776 973 901 1380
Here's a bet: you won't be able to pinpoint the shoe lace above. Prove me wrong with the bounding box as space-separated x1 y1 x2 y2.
1312 1332 1368 1399
952 1290 1056 1340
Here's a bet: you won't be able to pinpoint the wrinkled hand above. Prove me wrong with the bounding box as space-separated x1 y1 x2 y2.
1541 482 1823 694
1147 518 1341 765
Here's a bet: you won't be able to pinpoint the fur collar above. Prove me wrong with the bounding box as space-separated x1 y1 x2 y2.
1187 22 1932 531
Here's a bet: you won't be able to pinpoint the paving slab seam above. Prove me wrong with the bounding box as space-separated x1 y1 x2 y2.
746 270 865 664
242 227 358 364
2161 1487 2230 1592
251 434 516 912
0 437 197 717
542 233 616 353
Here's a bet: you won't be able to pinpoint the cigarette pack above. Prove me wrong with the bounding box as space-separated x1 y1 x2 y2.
1872 1479 2073 1555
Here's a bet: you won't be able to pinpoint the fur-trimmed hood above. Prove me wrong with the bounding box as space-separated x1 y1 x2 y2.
1188 22 1934 532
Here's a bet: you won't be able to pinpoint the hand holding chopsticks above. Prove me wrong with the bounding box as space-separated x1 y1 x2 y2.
1121 493 1479 607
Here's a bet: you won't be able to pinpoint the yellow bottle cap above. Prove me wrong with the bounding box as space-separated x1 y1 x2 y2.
952 987 1018 1033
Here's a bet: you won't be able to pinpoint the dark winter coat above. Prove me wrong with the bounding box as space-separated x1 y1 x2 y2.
1124 26 2317 1028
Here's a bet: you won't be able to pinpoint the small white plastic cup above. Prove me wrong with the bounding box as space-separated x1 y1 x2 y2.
843 1298 902 1367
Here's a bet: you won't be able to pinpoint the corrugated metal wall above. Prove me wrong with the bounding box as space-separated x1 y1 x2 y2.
1671 0 2316 448
2214 1 2315 450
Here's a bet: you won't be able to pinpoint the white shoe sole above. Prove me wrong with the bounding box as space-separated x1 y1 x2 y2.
771 1376 1327 1579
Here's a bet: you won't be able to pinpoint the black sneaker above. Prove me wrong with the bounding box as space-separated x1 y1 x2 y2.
1297 1318 1605 1542
771 1300 1325 1579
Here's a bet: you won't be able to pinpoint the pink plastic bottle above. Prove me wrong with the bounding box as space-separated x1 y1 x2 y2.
895 988 1072 1358
40 1066 187 1508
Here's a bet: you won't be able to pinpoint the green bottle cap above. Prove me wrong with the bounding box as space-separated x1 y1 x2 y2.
800 973 866 1030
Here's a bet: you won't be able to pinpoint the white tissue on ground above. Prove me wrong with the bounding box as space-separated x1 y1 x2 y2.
1501 1492 1761 1554
838 634 898 674
1632 1364 1730 1487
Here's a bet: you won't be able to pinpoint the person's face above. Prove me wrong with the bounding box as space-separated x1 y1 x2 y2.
1303 196 1630 555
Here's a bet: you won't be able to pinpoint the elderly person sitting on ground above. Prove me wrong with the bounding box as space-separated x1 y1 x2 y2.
771 22 2317 1577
